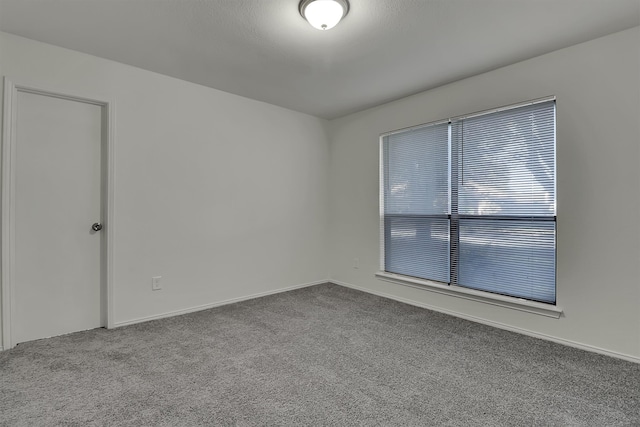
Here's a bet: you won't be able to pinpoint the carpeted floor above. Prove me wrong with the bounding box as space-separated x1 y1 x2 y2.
1 283 639 426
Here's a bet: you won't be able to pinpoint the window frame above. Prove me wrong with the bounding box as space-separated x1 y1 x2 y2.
378 96 562 318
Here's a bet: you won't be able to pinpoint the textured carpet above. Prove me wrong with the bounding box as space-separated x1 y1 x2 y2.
1 283 638 426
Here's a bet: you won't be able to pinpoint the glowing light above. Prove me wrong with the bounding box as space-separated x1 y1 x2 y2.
300 0 349 31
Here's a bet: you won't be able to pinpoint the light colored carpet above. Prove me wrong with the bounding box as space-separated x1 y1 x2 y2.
1 283 638 426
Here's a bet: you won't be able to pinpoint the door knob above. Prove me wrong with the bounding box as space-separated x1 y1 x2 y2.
92 222 103 232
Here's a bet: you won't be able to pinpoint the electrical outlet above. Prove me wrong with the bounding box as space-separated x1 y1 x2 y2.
353 258 359 269
152 276 162 291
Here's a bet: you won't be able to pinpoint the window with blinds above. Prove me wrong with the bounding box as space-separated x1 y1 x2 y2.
381 99 556 304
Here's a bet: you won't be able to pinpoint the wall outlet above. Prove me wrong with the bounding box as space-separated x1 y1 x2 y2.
353 258 360 269
152 276 162 291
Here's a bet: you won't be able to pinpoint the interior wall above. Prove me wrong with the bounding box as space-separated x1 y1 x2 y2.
1 26 639 361
0 31 330 335
327 27 640 360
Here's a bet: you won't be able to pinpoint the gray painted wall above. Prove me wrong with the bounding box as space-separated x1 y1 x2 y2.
328 27 640 360
0 31 330 336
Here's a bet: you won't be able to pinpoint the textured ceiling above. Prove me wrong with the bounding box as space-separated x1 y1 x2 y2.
0 0 638 119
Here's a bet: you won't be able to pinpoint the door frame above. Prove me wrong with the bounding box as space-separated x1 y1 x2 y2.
1 77 116 350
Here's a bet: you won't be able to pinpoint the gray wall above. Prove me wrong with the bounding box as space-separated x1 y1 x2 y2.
328 27 640 360
0 31 331 334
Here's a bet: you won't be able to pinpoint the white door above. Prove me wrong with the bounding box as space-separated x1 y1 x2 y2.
13 90 104 344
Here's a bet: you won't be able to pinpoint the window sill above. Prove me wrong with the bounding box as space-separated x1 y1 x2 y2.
375 271 563 319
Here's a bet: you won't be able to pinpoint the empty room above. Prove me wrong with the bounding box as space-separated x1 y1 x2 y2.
1 0 639 425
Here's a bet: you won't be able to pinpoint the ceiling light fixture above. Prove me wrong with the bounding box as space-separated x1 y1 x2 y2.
299 0 350 31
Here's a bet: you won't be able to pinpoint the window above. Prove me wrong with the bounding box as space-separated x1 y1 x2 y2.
381 99 556 304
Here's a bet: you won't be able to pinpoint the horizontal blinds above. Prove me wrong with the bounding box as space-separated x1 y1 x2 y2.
452 101 556 302
382 122 450 282
457 219 556 303
454 101 556 217
383 123 449 215
381 99 556 304
384 217 450 283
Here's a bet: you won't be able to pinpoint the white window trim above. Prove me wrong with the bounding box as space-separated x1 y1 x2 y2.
375 271 563 319
379 96 559 316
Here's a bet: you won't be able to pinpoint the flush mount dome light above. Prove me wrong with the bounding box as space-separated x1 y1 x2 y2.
299 0 350 31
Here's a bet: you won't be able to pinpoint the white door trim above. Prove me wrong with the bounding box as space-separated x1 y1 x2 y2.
1 77 116 349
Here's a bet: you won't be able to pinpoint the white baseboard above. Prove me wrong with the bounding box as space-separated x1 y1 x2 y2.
330 279 640 364
113 279 328 328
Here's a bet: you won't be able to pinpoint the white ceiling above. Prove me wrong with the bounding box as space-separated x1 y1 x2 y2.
0 0 638 119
